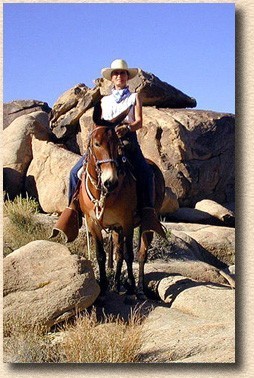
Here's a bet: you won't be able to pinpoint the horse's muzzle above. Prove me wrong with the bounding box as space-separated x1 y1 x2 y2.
103 178 119 193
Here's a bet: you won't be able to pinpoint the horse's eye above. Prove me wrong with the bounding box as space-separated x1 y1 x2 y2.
94 141 101 148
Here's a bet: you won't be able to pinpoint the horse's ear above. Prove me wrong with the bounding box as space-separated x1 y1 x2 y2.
93 100 114 127
93 100 103 125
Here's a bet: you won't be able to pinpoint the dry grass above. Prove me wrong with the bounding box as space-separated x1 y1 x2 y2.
58 307 144 363
4 307 144 363
3 195 51 256
3 195 91 258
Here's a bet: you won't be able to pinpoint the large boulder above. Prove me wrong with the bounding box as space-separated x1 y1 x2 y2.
3 100 51 130
161 222 235 267
140 282 235 363
195 199 235 226
138 107 235 207
3 240 100 335
173 225 235 266
95 69 197 108
49 84 100 140
3 111 53 199
25 139 81 213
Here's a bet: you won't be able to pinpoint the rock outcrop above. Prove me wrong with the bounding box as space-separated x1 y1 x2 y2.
48 69 197 141
3 240 100 335
140 282 235 363
3 100 51 130
25 140 81 213
95 69 197 108
3 111 53 200
49 84 100 140
3 69 234 212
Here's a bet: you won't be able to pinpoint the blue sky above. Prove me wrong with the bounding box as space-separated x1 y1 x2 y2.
3 3 235 113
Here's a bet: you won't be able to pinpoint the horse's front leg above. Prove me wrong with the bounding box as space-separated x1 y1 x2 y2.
112 229 124 293
94 235 108 295
123 230 136 296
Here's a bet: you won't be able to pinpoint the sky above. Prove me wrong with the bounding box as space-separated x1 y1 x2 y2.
3 3 235 113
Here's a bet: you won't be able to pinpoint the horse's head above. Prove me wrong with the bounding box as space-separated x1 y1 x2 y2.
88 126 120 193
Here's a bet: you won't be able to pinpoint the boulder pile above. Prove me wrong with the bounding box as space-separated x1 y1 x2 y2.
3 68 235 213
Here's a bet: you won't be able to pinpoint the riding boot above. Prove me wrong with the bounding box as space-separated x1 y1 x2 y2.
49 188 82 243
140 175 167 240
49 205 80 243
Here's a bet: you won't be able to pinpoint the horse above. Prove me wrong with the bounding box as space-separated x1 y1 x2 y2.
77 121 166 299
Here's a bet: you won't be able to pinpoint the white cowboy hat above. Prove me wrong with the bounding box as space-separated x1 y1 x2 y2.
101 59 139 81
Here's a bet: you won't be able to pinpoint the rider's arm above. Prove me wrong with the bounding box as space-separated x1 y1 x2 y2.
127 93 142 132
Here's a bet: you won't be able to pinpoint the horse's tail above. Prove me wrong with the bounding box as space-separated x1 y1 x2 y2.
145 158 165 213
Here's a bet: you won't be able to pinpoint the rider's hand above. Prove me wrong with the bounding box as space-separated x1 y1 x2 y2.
115 124 129 138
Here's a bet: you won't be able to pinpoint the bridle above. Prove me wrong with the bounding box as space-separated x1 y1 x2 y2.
84 125 121 220
88 125 119 168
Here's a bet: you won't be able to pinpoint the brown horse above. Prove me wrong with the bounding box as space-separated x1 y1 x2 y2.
77 122 165 299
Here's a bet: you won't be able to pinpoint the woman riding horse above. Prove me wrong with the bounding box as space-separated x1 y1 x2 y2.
68 59 165 238
51 59 166 297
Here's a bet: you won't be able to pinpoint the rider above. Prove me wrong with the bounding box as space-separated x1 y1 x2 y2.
69 59 166 238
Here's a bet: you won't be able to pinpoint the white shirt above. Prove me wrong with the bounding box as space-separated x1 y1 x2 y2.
101 92 137 123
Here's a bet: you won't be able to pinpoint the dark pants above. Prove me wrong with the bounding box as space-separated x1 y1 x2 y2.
68 132 154 208
125 133 154 208
68 155 86 205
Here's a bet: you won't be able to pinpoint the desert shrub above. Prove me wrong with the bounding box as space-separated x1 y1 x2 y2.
4 194 40 223
56 307 144 363
3 195 51 256
3 307 144 363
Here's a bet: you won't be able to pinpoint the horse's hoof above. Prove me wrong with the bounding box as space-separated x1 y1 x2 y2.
124 294 137 305
111 284 126 295
95 294 106 307
136 291 147 301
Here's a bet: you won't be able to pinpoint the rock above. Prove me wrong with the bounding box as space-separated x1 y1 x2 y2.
162 222 235 267
138 107 235 207
3 111 53 199
195 199 235 226
49 68 197 141
95 266 234 363
95 69 197 108
49 85 100 139
49 83 89 123
148 222 234 270
140 283 235 362
78 108 94 155
3 240 100 335
165 207 223 225
3 99 234 213
25 139 81 213
3 100 51 130
174 224 235 266
142 260 232 292
159 186 179 215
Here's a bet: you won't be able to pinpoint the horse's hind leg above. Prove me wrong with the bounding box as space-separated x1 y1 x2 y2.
137 230 153 299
